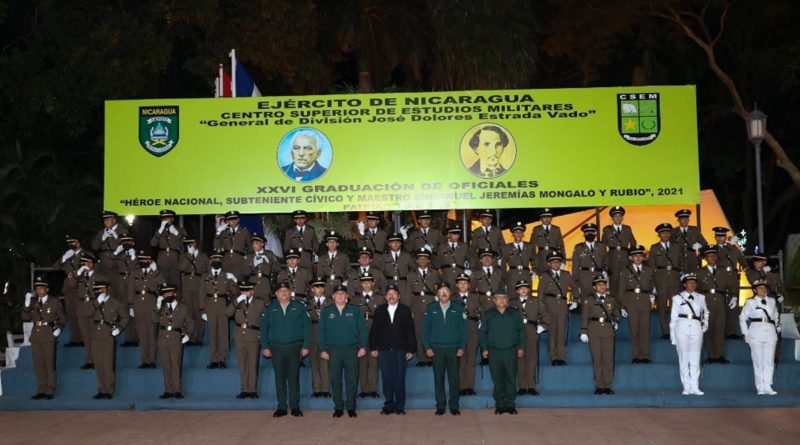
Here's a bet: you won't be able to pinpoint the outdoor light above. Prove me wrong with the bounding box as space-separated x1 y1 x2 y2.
125 214 136 225
748 105 767 252
748 108 767 144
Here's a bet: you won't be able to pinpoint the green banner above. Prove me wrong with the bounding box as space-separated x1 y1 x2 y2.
105 86 699 215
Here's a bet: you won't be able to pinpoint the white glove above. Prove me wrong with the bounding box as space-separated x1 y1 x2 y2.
569 302 578 311
621 309 629 318
522 318 527 324
226 272 237 282
464 269 473 276
559 263 566 271
776 325 782 333
763 266 771 273
313 253 319 263
127 248 136 260
691 242 703 251
423 244 433 253
129 308 135 317
744 333 751 344
649 295 656 304
728 298 737 309
24 292 33 307
602 270 609 280
536 325 545 335
156 296 164 309
253 255 265 267
110 230 118 239
357 221 366 236
777 295 784 304
670 334 677 346
580 333 589 343
62 249 76 263
702 322 709 333
342 280 348 287
201 313 208 322
497 258 503 266
102 230 111 241
111 328 120 337
149 262 157 272
399 225 409 240
52 328 61 337
530 272 537 282
236 295 246 304
181 335 190 344
76 265 88 276
113 245 124 255
651 287 658 297
159 220 168 233
169 225 179 236
187 245 196 256
216 224 227 235
729 235 739 244
613 322 619 331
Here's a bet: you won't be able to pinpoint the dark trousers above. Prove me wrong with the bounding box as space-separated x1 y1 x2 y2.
432 347 460 410
489 347 517 410
379 350 408 411
328 346 358 411
272 343 302 410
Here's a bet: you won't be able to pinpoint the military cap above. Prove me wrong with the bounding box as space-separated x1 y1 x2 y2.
455 273 471 283
592 274 608 285
546 251 563 262
712 227 729 236
238 281 255 291
415 248 432 258
510 221 526 232
79 252 97 263
386 283 400 293
291 210 308 218
357 246 374 257
284 248 301 259
628 245 646 255
751 279 769 290
609 206 625 216
447 224 463 233
751 253 768 261
493 293 510 299
120 234 135 242
332 284 348 294
325 230 340 242
275 281 291 291
680 272 698 283
92 280 111 290
478 247 496 258
581 223 598 233
701 245 718 256
366 211 381 220
159 209 176 218
359 273 375 282
674 209 692 218
514 280 531 289
65 234 79 243
417 210 432 219
101 210 118 219
208 250 224 260
159 283 177 294
539 208 553 218
387 232 403 242
224 210 241 220
250 233 266 243
478 209 495 218
33 276 49 288
311 276 326 287
436 281 450 290
655 223 673 233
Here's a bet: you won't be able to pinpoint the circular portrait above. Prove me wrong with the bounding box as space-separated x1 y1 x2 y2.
459 123 517 179
277 127 333 182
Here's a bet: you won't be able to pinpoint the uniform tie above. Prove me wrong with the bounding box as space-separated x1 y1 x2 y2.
485 267 492 279
516 243 522 252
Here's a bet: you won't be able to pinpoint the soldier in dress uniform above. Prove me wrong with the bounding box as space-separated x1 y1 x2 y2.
213 211 252 280
75 253 109 370
152 283 193 399
571 223 608 300
739 280 780 395
510 280 544 396
150 209 186 288
530 209 565 274
307 277 333 398
670 273 709 395
22 277 65 399
470 210 503 265
454 274 480 395
601 206 637 293
283 210 319 270
471 248 506 300
404 210 444 255
245 233 280 301
423 282 466 416
380 233 415 301
580 275 620 394
199 251 239 369
128 251 165 368
315 231 350 294
480 293 525 415
618 245 656 363
351 272 384 398
112 235 138 346
710 227 748 339
347 246 386 297
537 251 577 366
356 211 388 255
670 209 707 273
434 223 470 289
88 280 129 399
179 237 209 345
745 253 785 307
54 235 85 347
277 248 312 301
91 210 128 293
501 222 536 293
648 223 684 339
408 248 439 366
228 281 265 399
697 246 738 364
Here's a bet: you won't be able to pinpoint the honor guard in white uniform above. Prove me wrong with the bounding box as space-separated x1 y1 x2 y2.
739 280 780 395
669 273 709 395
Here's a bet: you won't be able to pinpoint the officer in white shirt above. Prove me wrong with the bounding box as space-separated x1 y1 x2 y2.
739 280 780 395
670 273 709 395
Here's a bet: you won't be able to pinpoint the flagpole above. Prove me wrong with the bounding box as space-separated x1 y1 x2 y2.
229 49 237 97
218 64 225 97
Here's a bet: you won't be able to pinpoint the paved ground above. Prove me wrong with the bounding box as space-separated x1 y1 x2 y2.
1 407 798 444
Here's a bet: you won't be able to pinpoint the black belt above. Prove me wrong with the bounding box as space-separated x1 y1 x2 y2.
589 317 611 323
655 266 676 271
748 317 775 325
412 291 433 296
159 326 184 333
226 249 245 255
34 321 52 327
509 265 529 270
137 290 157 295
94 320 115 327
440 264 464 269
325 275 345 281
311 320 319 324
205 293 229 298
544 293 565 299
625 288 652 293
182 272 202 277
468 316 480 322
161 248 176 253
579 267 600 271
385 276 408 281
678 314 701 320
237 323 259 330
290 293 307 298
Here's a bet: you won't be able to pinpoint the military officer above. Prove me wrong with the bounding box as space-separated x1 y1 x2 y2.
380 233 415 300
580 275 620 394
480 293 525 415
470 210 503 265
91 210 128 292
319 284 368 418
434 223 471 289
601 206 638 293
618 245 656 363
54 235 84 347
453 274 480 395
347 246 387 297
199 251 239 369
530 209 565 274
152 283 193 399
307 277 333 398
315 231 350 294
471 248 505 299
649 223 684 339
88 280 129 399
537 251 578 366
501 222 536 293
75 253 109 370
746 253 784 304
670 209 707 273
739 280 780 395
408 248 439 366
670 273 709 395
276 248 312 301
697 246 738 364
351 273 385 398
112 235 138 346
227 281 265 399
22 277 65 399
571 223 608 300
711 227 748 338
260 281 312 418
510 280 544 396
178 237 209 344
128 251 165 368
149 209 186 288
423 283 466 416
244 233 280 301
212 211 251 280
283 210 319 270
356 211 388 255
404 210 444 255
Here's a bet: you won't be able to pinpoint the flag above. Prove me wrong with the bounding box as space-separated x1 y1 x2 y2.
229 49 262 97
214 64 232 97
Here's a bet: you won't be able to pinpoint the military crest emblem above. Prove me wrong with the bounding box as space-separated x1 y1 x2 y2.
139 106 179 156
617 93 660 146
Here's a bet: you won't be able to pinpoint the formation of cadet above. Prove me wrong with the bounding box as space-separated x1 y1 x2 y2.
28 205 788 404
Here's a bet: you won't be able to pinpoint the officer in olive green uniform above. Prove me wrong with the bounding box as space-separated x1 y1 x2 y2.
357 211 389 254
150 209 187 289
649 223 685 339
480 293 525 415
319 284 368 418
316 231 350 294
454 274 480 395
200 251 239 368
277 248 312 301
502 222 537 292
670 209 707 273
307 277 333 398
112 235 138 346
179 237 209 344
88 281 129 399
746 254 784 305
580 275 620 394
75 253 109 369
405 210 444 255
470 210 503 266
227 281 266 399
213 211 252 280
471 248 505 297
511 280 544 395
152 283 193 399
711 227 748 338
244 233 280 301
434 224 470 289
697 246 738 363
260 282 312 418
53 235 84 347
530 209 566 274
409 248 439 366
537 251 578 365
22 277 66 399
380 233 415 301
283 210 319 271
351 273 385 397
91 211 128 290
348 247 387 297
423 282 466 415
618 245 655 363
571 223 608 300
129 251 165 368
601 206 637 293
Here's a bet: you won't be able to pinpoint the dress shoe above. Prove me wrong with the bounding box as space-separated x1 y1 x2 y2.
121 341 138 347
31 393 45 400
467 388 477 395
311 392 320 398
495 408 505 415
174 392 184 399
359 392 368 398
159 392 174 399
322 392 331 398
370 392 379 398
435 409 445 416
395 409 406 415
459 389 467 396
65 341 80 347
450 409 461 416
251 392 259 399
44 394 54 400
717 357 730 364
604 388 614 395
691 389 704 395
641 358 652 364
559 360 567 366
764 387 778 395
426 362 433 367
517 389 527 396
291 408 303 417
380 408 394 415
236 392 248 399
704 357 716 364
726 334 742 340
347 410 357 418
551 360 558 366
218 361 227 368
594 388 603 395
333 409 344 418
632 358 640 364
81 363 94 370
273 409 287 418
507 408 518 415
92 392 106 400
480 359 489 366
528 388 539 396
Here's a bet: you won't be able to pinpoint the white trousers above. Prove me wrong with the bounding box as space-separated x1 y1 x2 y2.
675 320 703 392
748 323 777 391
